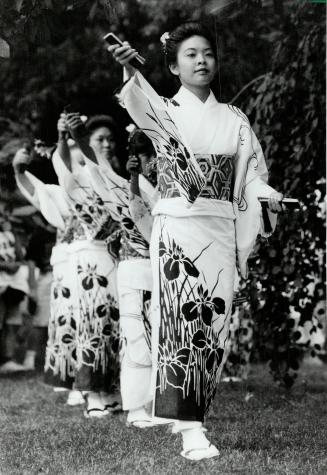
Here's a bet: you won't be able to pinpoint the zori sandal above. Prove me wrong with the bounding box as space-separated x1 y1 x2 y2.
83 407 110 419
180 444 220 461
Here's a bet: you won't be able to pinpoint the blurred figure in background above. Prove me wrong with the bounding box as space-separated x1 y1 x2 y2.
13 146 80 403
117 128 157 427
0 208 33 373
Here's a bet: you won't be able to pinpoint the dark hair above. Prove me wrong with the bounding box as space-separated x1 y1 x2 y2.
86 114 129 178
85 115 117 137
128 130 154 157
163 21 217 67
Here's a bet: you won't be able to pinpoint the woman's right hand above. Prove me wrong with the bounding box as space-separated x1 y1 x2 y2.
57 113 68 136
126 155 141 176
108 42 138 75
65 113 87 142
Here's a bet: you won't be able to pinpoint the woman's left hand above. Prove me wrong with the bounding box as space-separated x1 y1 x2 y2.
268 191 284 213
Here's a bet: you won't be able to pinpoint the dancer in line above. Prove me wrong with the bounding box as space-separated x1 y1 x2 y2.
62 115 159 427
118 129 157 427
109 21 284 459
52 114 122 417
12 146 81 400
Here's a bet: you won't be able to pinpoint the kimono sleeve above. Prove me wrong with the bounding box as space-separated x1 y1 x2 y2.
23 172 67 230
118 72 206 205
52 149 95 207
52 148 73 189
15 172 40 211
129 194 153 243
83 156 130 223
233 114 278 278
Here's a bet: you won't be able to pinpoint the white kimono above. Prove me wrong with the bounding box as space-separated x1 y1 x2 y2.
82 156 157 410
49 151 121 392
16 171 78 387
119 72 278 422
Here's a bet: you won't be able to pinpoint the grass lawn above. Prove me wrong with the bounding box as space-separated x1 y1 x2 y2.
0 362 326 475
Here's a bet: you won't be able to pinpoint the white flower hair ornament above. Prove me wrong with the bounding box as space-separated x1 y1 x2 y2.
160 32 170 52
126 123 137 134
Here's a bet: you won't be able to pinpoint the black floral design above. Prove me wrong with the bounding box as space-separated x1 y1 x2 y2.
142 100 205 204
182 284 225 326
45 276 77 385
53 276 70 299
205 347 224 373
191 329 207 350
163 137 189 171
78 264 108 290
155 225 230 420
159 240 199 281
75 260 120 385
158 342 191 389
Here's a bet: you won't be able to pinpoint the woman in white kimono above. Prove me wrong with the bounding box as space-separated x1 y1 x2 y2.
64 118 158 427
53 115 122 417
12 147 81 393
118 130 157 427
109 21 284 460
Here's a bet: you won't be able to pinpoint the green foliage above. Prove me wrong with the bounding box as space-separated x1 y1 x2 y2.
238 4 326 387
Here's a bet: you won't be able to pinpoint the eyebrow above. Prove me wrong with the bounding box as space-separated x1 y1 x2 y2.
184 47 213 52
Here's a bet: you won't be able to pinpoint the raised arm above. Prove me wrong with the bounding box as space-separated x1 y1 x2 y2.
107 41 138 82
12 148 35 198
126 154 142 198
57 113 73 171
64 113 98 164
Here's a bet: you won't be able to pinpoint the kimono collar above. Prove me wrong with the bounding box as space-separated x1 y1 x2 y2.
173 86 218 110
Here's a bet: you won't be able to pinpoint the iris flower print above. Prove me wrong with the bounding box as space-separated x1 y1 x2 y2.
53 276 70 299
158 341 191 389
78 264 108 290
163 137 189 171
159 240 199 281
205 346 224 372
182 284 226 326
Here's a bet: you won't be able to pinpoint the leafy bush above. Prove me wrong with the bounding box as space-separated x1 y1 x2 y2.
237 4 326 387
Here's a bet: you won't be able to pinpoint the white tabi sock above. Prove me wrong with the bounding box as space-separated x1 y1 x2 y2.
87 391 105 410
127 407 150 423
181 426 210 451
23 350 36 370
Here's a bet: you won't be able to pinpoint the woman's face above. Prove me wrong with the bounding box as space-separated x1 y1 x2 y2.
89 126 116 163
170 35 217 89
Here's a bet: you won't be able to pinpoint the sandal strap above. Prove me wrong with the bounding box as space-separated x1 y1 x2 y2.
86 407 106 414
182 444 212 457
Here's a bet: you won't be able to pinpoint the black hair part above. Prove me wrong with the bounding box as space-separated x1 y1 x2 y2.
128 130 154 157
164 21 217 67
85 115 117 137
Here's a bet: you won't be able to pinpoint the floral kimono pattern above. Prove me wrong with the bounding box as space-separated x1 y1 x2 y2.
51 152 120 391
152 215 235 421
45 240 76 388
14 171 80 387
84 158 157 407
83 157 153 259
119 72 278 421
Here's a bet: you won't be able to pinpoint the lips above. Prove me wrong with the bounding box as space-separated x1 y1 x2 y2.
195 68 209 74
